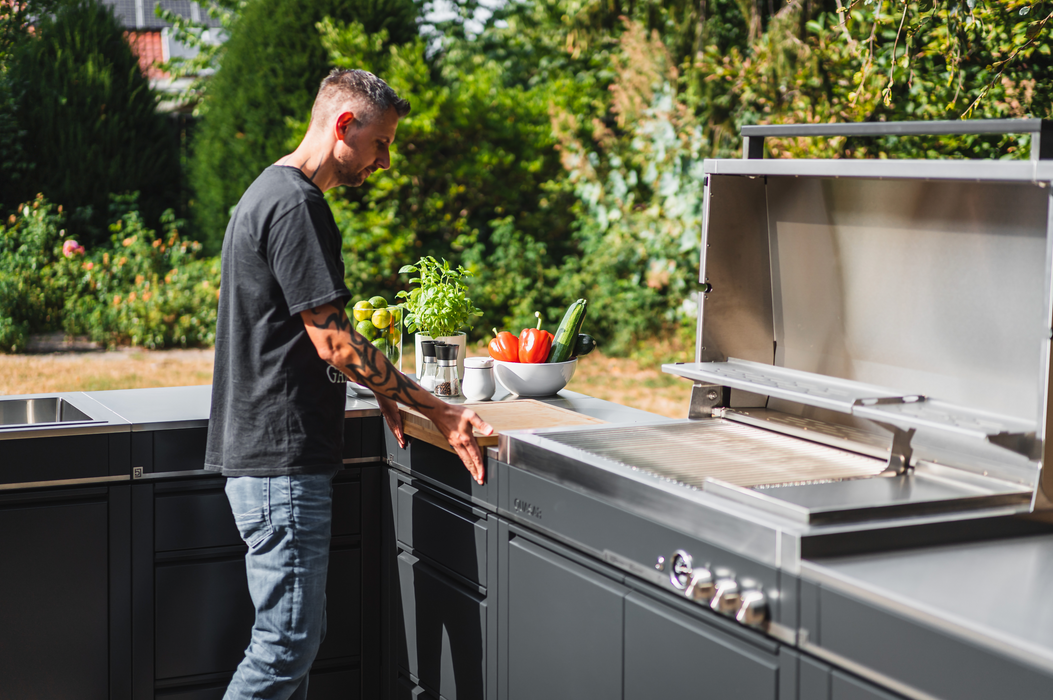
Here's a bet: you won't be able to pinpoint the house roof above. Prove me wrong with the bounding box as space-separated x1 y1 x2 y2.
100 0 223 30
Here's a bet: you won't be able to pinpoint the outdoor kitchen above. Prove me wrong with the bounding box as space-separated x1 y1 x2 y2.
5 118 1053 700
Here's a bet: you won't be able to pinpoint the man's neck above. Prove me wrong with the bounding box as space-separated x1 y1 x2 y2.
276 139 335 191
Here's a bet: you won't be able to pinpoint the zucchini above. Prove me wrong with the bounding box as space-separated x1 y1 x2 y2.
572 334 596 357
547 299 587 363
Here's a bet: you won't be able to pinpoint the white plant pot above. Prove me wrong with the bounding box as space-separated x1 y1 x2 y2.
414 332 467 382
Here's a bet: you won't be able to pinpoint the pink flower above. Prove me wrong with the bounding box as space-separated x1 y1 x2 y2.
63 240 85 258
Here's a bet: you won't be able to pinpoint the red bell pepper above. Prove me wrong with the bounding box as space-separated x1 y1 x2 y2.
488 328 519 362
518 312 552 364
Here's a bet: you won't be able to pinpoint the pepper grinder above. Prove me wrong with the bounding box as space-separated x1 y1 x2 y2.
433 343 461 398
419 340 439 392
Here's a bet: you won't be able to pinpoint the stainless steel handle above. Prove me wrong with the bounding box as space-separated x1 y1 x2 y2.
740 118 1053 161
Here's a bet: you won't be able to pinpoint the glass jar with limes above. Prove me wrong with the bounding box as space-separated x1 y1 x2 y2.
350 295 403 373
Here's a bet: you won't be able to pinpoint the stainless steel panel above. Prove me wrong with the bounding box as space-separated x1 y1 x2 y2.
699 175 774 370
500 431 785 567
708 472 1030 525
765 177 1048 424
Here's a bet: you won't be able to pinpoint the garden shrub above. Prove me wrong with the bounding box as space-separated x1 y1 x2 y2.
0 195 220 352
3 0 179 245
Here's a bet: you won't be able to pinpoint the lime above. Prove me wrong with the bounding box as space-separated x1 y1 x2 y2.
371 308 392 330
352 300 373 322
372 337 389 354
385 343 401 362
368 295 388 309
355 319 378 341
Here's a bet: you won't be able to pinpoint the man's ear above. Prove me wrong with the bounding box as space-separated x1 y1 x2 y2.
335 112 355 141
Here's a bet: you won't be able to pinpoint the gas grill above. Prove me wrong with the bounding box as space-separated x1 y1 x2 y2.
498 119 1053 642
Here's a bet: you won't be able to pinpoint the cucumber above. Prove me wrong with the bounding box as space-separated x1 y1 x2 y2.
547 299 587 363
572 333 596 357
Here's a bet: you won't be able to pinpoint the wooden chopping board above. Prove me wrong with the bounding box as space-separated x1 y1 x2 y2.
399 399 607 452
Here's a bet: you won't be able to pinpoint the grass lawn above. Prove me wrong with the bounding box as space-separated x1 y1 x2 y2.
0 343 694 419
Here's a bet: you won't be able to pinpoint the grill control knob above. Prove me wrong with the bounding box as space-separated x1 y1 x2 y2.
686 567 715 603
711 577 741 617
669 550 693 590
736 589 770 628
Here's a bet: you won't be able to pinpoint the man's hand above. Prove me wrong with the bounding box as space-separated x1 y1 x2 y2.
375 394 406 449
300 304 492 481
422 402 493 484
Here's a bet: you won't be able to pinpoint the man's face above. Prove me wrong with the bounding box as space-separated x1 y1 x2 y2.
334 106 400 188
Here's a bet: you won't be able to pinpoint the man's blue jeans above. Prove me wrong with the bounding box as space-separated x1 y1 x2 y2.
223 473 335 700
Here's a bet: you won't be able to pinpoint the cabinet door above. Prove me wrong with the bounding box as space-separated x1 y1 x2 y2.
504 535 626 700
0 494 110 700
396 551 487 699
624 591 779 700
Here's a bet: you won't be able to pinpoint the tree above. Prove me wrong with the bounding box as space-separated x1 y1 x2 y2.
3 0 180 244
188 0 420 253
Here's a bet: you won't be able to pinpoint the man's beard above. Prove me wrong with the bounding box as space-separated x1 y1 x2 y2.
336 160 371 187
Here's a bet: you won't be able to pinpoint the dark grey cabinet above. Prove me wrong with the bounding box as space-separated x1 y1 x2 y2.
624 591 780 700
388 470 497 700
502 533 626 700
134 469 376 700
0 485 130 700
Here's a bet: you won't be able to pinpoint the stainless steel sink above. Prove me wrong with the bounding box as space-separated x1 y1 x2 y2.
0 397 96 428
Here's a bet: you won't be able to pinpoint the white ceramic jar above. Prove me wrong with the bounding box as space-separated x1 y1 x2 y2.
462 357 496 401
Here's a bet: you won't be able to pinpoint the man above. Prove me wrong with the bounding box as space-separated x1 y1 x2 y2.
205 69 492 700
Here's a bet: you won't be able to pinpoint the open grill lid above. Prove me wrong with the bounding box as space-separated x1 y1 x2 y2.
663 119 1053 511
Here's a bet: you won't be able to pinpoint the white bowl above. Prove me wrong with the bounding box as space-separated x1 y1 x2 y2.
493 358 577 397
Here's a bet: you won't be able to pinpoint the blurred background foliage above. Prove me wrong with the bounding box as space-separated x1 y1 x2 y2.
1 0 1051 352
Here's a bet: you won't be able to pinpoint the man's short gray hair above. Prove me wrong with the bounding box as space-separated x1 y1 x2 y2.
310 69 411 131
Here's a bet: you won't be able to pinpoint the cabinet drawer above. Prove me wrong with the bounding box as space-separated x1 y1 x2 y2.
397 551 486 700
155 481 240 552
155 476 360 553
397 482 487 586
154 428 208 473
155 557 254 680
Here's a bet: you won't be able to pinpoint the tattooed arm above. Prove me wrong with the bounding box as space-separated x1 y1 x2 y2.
301 303 492 483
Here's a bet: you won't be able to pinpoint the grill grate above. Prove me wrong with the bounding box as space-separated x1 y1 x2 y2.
541 420 886 489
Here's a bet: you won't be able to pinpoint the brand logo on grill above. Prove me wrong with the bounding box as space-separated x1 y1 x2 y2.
513 498 542 519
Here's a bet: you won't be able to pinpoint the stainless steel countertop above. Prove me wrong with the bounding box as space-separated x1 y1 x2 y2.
0 384 382 438
0 379 645 439
802 531 1053 675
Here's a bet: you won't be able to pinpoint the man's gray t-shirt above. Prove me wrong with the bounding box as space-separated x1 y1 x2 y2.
205 166 350 476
